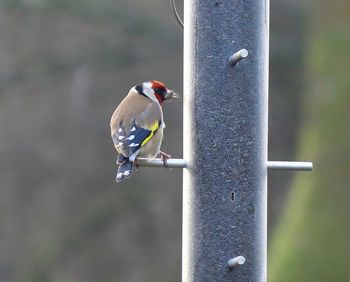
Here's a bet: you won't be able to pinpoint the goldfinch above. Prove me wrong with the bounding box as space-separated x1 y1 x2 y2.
110 80 180 183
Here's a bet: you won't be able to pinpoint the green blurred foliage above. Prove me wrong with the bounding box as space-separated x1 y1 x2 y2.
269 0 350 281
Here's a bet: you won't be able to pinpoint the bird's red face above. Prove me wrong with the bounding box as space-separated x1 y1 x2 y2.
151 81 168 105
151 80 180 105
134 80 180 105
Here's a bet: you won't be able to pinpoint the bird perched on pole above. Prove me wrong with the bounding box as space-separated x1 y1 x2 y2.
110 80 180 183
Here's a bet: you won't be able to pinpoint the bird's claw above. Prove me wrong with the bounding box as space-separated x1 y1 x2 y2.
160 151 171 168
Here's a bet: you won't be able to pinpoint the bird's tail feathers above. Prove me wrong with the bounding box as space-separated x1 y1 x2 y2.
116 159 135 183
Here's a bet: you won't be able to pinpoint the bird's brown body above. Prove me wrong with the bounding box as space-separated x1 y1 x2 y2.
110 81 178 183
110 89 164 160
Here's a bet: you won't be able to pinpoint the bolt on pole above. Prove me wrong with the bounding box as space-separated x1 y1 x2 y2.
182 0 269 281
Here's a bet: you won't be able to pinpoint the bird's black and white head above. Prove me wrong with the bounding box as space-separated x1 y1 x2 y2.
133 80 180 105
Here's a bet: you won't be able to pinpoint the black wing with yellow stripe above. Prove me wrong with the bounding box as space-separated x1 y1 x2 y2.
113 119 161 157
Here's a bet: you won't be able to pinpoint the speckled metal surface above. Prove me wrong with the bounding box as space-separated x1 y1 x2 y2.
182 0 269 281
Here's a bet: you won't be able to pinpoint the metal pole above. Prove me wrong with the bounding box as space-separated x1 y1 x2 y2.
136 158 187 168
183 0 269 281
267 161 313 171
136 158 313 171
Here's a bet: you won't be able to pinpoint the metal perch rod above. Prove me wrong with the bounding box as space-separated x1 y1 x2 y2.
136 158 187 168
267 161 313 171
136 158 313 171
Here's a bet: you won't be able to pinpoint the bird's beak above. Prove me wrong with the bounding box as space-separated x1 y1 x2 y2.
165 89 181 100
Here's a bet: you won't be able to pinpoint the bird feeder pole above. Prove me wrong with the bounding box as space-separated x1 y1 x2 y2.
182 0 269 280
137 0 312 280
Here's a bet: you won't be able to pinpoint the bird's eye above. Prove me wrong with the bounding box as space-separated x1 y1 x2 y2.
154 88 164 94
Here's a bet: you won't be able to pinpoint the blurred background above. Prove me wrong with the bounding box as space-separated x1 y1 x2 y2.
0 0 348 281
